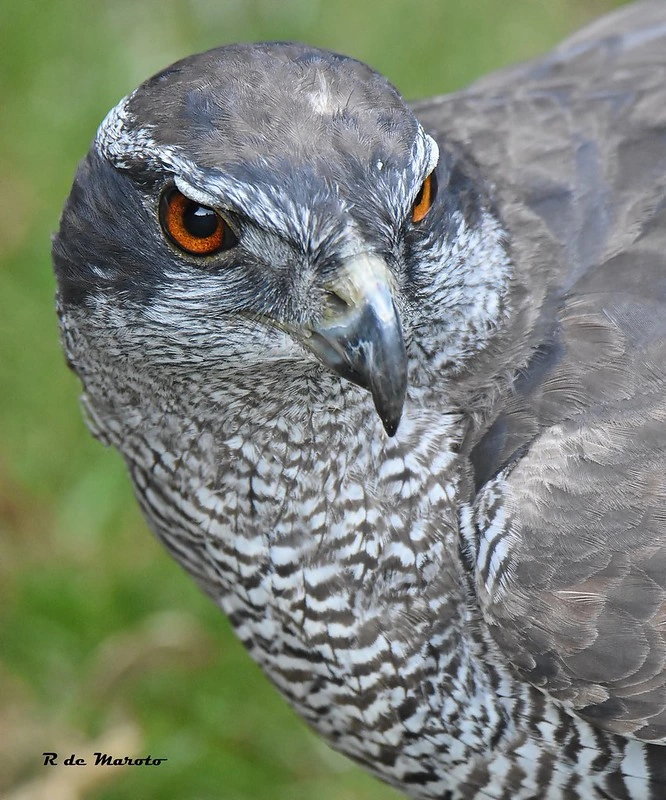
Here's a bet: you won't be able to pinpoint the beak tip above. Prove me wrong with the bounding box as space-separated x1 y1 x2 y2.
372 377 406 437
381 415 401 437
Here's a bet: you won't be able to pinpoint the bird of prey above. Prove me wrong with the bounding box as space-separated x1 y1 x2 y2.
52 1 666 798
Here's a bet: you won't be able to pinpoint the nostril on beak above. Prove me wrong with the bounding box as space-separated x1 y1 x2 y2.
323 289 352 319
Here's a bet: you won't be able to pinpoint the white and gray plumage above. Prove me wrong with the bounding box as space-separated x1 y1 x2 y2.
52 2 666 798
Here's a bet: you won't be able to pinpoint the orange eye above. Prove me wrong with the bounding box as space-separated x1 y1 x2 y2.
412 171 437 223
159 189 237 255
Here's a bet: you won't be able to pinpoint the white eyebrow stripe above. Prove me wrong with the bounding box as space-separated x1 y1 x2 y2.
411 128 439 181
177 169 310 238
95 105 288 234
173 176 221 209
174 172 302 242
424 133 440 175
96 92 154 169
96 91 437 236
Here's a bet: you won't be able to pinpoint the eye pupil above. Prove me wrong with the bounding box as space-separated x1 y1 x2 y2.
183 203 219 239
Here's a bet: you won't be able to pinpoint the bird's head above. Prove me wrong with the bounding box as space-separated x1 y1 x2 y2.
53 43 509 438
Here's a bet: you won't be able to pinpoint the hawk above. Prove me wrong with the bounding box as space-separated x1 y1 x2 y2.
53 2 666 797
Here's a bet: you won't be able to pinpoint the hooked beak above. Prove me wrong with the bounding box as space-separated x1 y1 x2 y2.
302 253 407 436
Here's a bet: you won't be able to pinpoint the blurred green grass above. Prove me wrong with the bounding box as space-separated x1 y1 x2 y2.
0 1 625 798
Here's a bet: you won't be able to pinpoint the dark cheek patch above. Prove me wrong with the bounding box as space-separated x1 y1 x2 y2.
53 149 172 307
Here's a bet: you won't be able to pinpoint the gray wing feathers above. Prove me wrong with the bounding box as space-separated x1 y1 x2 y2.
414 1 666 742
464 0 666 96
553 0 666 53
484 385 666 741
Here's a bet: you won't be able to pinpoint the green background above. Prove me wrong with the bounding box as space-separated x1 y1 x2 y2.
1 1 624 798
